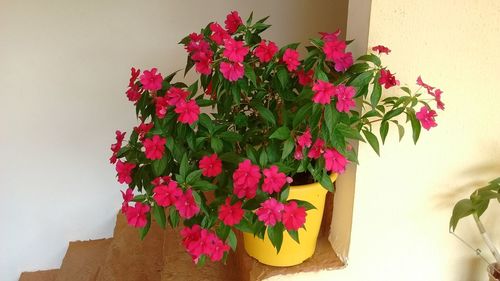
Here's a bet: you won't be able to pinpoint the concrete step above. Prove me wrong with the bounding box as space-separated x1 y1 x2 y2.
95 213 164 281
19 269 59 281
55 238 112 281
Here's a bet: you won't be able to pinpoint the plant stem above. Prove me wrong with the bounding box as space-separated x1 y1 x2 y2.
473 213 500 263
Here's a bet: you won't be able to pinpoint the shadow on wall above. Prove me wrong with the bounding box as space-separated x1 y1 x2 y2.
434 161 500 210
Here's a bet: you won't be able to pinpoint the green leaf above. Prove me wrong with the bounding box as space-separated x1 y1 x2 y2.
382 107 405 122
186 169 203 185
169 208 180 228
291 199 316 210
259 150 268 167
219 131 243 142
152 155 168 177
219 152 244 164
396 123 405 141
449 199 475 231
293 103 312 127
244 64 257 85
380 121 389 144
280 186 290 202
211 137 224 153
371 77 382 106
198 113 214 133
319 172 334 192
408 110 421 144
179 153 189 181
152 204 166 228
357 54 381 66
362 129 380 156
139 213 151 240
277 66 289 89
335 123 365 141
255 104 276 125
349 70 374 88
281 138 295 160
227 229 237 251
192 180 218 191
269 126 291 140
287 230 300 244
187 81 198 97
267 224 284 253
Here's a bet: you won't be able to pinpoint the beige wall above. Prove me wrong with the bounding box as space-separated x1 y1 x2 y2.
0 1 347 280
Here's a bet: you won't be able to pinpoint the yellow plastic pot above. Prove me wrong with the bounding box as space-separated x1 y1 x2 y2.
243 174 337 267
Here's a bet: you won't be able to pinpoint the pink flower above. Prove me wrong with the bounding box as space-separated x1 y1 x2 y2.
296 69 314 86
116 160 136 184
126 84 142 102
181 224 201 248
174 100 200 125
133 122 153 141
151 176 171 186
210 22 230 45
372 45 391 55
324 148 348 174
262 165 287 194
379 69 400 89
335 84 356 113
319 30 341 42
312 80 335 104
224 11 242 34
416 76 435 94
416 106 438 130
188 32 203 42
333 52 353 72
139 68 163 91
125 202 150 228
195 57 212 75
206 232 230 262
256 198 284 226
218 198 244 226
308 138 325 159
294 144 304 160
223 38 249 63
323 40 346 61
153 181 183 207
120 188 134 213
254 40 278 63
433 89 445 110
155 97 169 119
166 87 189 106
143 135 166 160
175 189 200 219
282 49 300 72
220 61 244 81
129 67 141 87
110 130 126 164
282 201 307 231
199 154 223 177
297 128 312 148
233 159 261 199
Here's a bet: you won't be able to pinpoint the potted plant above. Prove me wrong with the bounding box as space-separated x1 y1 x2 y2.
450 177 500 280
110 11 444 267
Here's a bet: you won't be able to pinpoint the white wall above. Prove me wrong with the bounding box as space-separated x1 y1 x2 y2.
0 1 347 280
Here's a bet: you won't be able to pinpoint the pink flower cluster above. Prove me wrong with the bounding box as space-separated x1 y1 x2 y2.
322 31 353 72
379 69 400 89
143 135 166 160
115 160 136 184
125 202 150 228
140 68 163 91
156 86 200 124
126 67 143 102
254 40 278 63
255 198 307 231
312 81 356 112
233 159 261 199
186 32 213 75
198 153 223 177
372 45 391 55
152 178 200 219
294 132 348 174
133 122 153 141
282 49 300 72
181 225 230 262
218 197 244 226
415 76 444 130
110 130 126 164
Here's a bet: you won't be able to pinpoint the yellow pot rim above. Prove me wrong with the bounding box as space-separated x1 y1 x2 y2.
288 173 338 190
